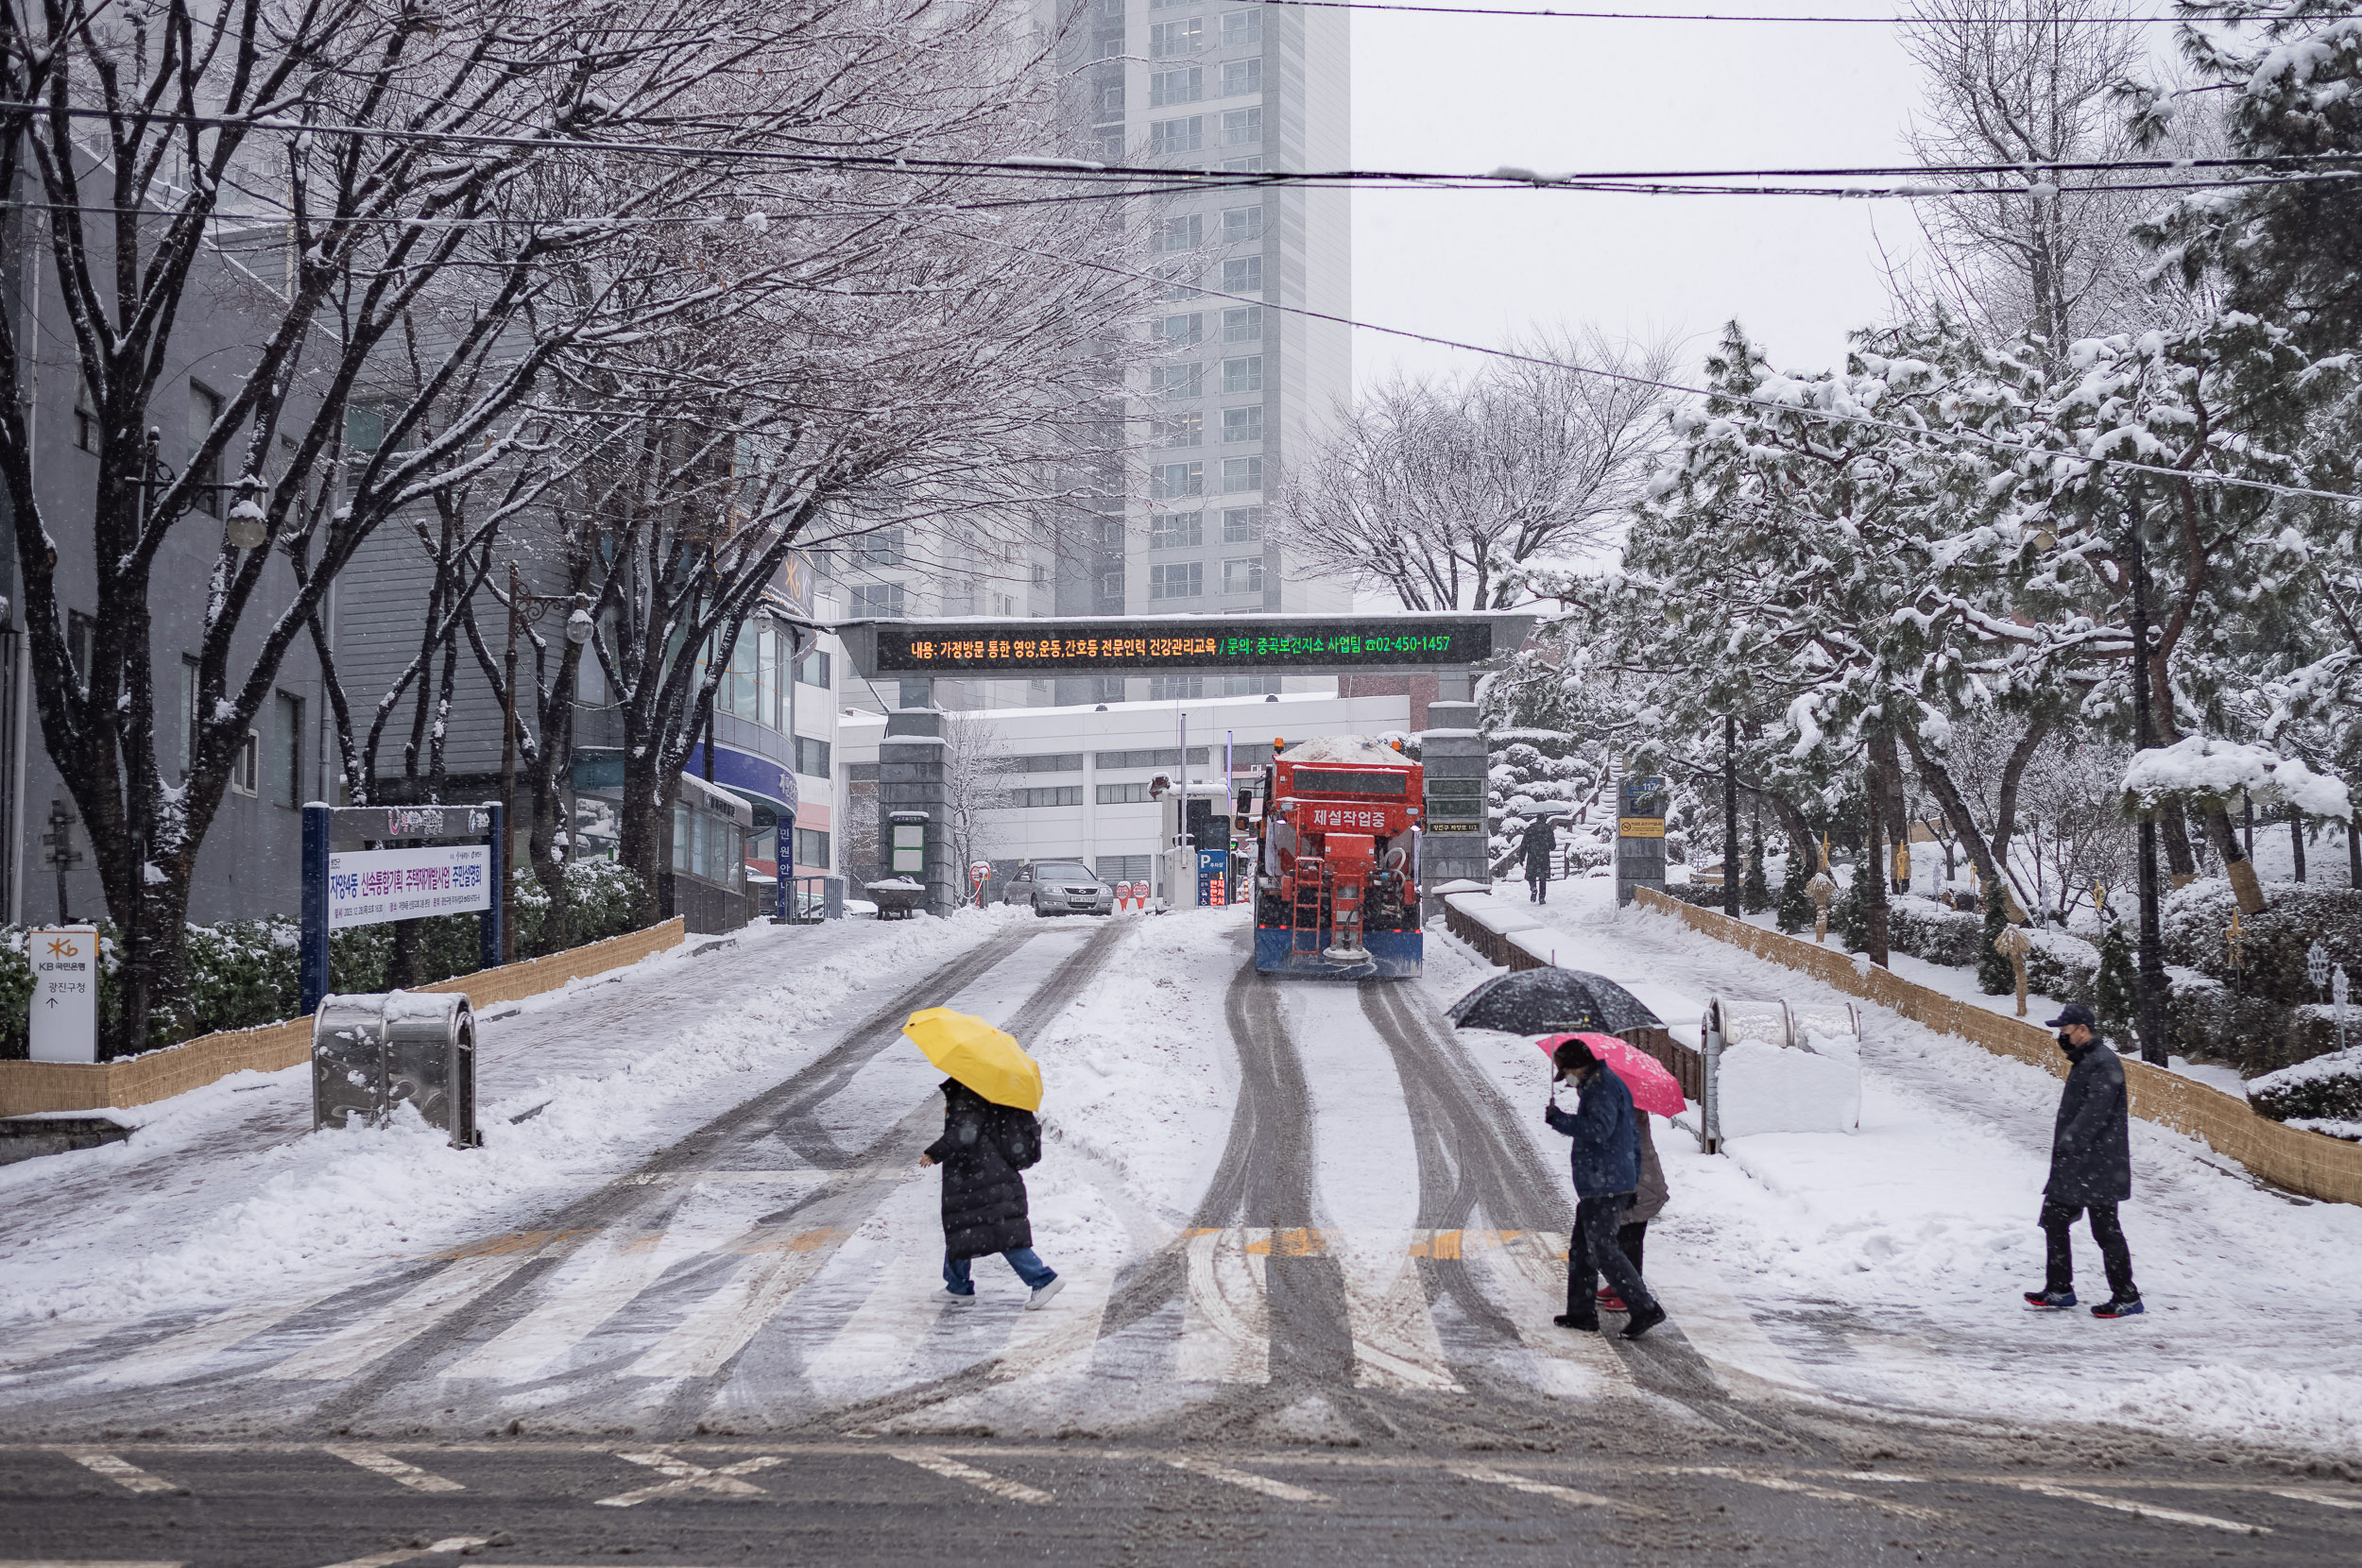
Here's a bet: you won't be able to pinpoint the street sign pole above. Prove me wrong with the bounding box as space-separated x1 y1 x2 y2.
300 803 331 1016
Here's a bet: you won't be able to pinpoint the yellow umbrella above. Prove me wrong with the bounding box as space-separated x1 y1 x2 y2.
901 1007 1043 1112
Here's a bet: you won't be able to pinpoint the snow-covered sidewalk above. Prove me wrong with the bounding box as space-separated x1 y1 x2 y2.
1432 880 2362 1460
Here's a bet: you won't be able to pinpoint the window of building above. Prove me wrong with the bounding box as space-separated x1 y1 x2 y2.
73 370 96 452
1224 555 1265 594
1150 362 1201 399
1004 752 1085 774
851 582 905 617
1221 154 1265 173
1222 7 1261 43
1149 115 1202 154
1223 404 1264 443
1154 213 1202 251
1223 305 1262 342
271 690 303 808
1223 455 1263 493
1222 107 1262 145
1150 17 1203 55
1221 205 1263 243
180 653 199 774
1157 313 1204 347
1149 675 1206 700
1089 128 1124 161
66 611 94 691
1220 58 1261 97
1032 562 1050 587
1223 504 1264 542
1222 355 1262 393
794 735 831 777
1149 511 1204 549
1095 746 1208 768
898 678 932 708
1157 266 1199 302
1223 673 1282 696
1149 67 1202 106
1096 781 1155 805
1150 461 1203 500
793 827 830 870
1097 516 1126 548
189 383 224 517
1095 81 1124 116
1222 256 1262 294
1099 853 1154 882
1010 785 1085 809
1149 561 1203 600
1157 410 1203 448
859 526 906 567
796 648 832 689
230 727 260 796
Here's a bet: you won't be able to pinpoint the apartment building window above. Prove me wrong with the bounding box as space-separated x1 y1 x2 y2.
1220 58 1262 97
1149 67 1202 106
1004 753 1085 774
1222 256 1262 294
1154 213 1202 251
1222 355 1262 393
1150 17 1203 55
1150 362 1202 398
1157 410 1203 448
1224 504 1264 541
271 690 304 808
1157 266 1199 300
1149 675 1206 700
1222 155 1265 173
1224 673 1282 696
1157 312 1204 347
1223 305 1262 342
1010 785 1084 809
796 648 832 689
1150 115 1203 154
1149 562 1203 600
1222 107 1262 145
1096 781 1155 805
1095 81 1125 116
1149 511 1204 549
1097 516 1127 548
793 827 831 869
189 383 223 517
789 736 828 778
1095 746 1208 769
859 526 906 567
1223 405 1265 444
1221 205 1263 243
1090 128 1125 161
1150 461 1203 500
1222 7 1261 43
851 582 905 617
1224 556 1266 594
1032 562 1050 587
1223 455 1263 493
230 728 261 796
1092 29 1124 60
73 370 96 452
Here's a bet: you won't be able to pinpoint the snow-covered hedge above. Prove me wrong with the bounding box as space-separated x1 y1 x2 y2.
2250 1046 2362 1125
2163 878 2362 1005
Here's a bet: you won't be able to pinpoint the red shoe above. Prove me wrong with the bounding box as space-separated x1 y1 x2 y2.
1596 1288 1628 1312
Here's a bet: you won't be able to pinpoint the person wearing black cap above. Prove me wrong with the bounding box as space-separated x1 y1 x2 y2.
1545 1036 1668 1339
2025 1003 2141 1318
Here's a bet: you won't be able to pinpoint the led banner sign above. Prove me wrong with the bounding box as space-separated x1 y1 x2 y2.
872 619 1496 675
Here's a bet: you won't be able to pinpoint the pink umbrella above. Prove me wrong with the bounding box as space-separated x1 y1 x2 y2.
1535 1031 1686 1117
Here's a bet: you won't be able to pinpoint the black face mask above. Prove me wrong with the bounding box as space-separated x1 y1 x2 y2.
2058 1031 2077 1049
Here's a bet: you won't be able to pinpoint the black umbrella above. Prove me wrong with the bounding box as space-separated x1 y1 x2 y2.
1447 968 1664 1037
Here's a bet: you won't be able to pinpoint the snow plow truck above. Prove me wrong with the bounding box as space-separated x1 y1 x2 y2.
1252 735 1424 980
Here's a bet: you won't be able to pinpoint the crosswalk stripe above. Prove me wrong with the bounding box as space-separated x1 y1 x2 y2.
2272 1488 2362 1511
446 1234 681 1381
1643 1252 1814 1397
324 1446 465 1492
0 1559 187 1566
1685 1467 1947 1523
628 1229 843 1380
1447 1461 1623 1511
1165 1456 1332 1504
807 1250 959 1391
2012 1481 2268 1535
59 1450 182 1495
1176 1228 1270 1384
265 1255 537 1382
1333 1230 1460 1392
991 1268 1114 1383
892 1451 1053 1505
622 1169 823 1186
0 1319 126 1379
307 1536 491 1568
1463 1231 1632 1396
78 1293 340 1388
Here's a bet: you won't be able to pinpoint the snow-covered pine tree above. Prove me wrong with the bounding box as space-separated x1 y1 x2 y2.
1776 858 1814 934
1744 833 1771 913
2094 919 2138 1044
1978 896 2016 996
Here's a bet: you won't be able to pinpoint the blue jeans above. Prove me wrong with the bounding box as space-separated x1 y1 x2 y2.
945 1248 1055 1295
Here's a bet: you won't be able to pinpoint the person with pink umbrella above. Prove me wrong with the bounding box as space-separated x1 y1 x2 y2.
1535 1031 1685 1313
1543 1035 1669 1340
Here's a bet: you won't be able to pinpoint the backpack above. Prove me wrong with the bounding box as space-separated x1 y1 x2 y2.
993 1106 1042 1170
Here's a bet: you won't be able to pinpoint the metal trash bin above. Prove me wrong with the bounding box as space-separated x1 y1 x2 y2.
313 991 482 1148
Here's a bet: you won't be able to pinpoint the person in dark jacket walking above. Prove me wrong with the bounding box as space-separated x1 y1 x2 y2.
2024 1004 2140 1319
1520 814 1559 904
1596 1109 1667 1314
1544 1038 1667 1339
920 1078 1065 1308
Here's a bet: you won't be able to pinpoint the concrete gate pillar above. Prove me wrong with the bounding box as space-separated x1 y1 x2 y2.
1418 685 1491 895
879 688 956 916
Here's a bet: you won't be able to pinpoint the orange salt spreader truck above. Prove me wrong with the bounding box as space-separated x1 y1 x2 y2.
1250 735 1424 980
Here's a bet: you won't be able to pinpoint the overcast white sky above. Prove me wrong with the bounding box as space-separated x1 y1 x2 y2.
1350 8 1927 388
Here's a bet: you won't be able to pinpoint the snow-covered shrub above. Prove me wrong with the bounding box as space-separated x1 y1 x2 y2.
2250 1047 2362 1125
1977 898 2014 996
2095 923 2137 1042
1742 836 1770 913
1775 861 1812 934
1885 895 1981 966
2163 878 2362 1005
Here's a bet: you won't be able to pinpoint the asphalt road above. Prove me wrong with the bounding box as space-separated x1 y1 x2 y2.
2 916 2358 1566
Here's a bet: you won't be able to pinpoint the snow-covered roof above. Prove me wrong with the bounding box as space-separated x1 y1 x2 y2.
1278 734 1410 765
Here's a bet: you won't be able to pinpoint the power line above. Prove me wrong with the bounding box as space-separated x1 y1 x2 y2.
1259 0 2258 18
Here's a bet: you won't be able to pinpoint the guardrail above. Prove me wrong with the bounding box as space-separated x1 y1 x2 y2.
1634 887 2362 1208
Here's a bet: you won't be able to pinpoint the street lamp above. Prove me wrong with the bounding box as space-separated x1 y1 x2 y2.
499 562 594 963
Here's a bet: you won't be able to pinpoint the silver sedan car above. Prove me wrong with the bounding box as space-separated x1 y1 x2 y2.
1003 860 1116 916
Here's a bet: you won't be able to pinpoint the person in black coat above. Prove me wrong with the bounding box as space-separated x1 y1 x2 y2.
919 1078 1065 1308
2024 1004 2141 1319
1520 815 1559 904
1544 1038 1667 1340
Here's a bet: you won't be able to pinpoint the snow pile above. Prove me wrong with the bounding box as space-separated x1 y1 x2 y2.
1718 1039 1860 1136
1278 734 1408 765
2069 1363 2362 1462
2121 736 2352 820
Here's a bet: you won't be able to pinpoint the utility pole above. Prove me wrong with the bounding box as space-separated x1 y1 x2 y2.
500 563 523 964
2127 496 2169 1066
1722 713 1739 919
